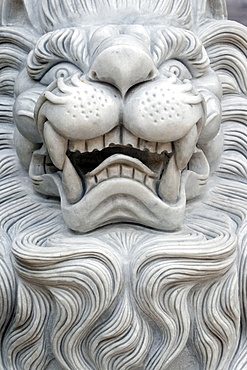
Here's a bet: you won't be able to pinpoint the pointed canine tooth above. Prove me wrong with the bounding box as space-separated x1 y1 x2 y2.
69 140 86 153
108 165 120 178
86 135 104 152
158 155 181 202
44 122 67 169
174 125 198 170
122 128 139 147
105 126 121 147
157 142 172 154
62 156 83 203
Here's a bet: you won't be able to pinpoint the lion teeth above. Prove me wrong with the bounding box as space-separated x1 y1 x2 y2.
85 163 156 193
133 168 145 183
104 126 121 147
157 142 172 154
144 175 156 193
174 125 198 170
62 156 83 203
122 164 134 179
122 128 139 147
68 126 171 154
97 168 109 181
158 155 181 202
108 165 121 178
139 139 155 152
68 140 86 152
44 122 67 170
89 154 155 177
138 140 172 154
86 135 104 152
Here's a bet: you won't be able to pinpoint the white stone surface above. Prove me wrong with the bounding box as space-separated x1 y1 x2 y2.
0 1 246 369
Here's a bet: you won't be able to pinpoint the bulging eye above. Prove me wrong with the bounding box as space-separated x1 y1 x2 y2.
169 65 181 77
40 62 82 85
160 60 192 80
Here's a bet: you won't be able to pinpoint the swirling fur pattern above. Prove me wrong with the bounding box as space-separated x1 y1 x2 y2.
0 1 246 369
10 223 238 370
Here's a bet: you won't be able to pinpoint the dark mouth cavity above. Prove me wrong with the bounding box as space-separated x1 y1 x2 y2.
67 145 172 178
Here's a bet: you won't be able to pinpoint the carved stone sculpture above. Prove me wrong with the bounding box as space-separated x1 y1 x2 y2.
0 1 246 369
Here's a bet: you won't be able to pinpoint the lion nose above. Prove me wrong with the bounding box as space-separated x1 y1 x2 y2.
88 45 158 96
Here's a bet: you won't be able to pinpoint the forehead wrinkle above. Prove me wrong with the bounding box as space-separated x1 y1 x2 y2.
39 0 192 31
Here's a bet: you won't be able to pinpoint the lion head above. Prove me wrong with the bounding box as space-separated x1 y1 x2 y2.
1 1 247 370
11 0 225 232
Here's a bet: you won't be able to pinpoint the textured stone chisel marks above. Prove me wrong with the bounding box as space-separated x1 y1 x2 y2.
0 1 246 369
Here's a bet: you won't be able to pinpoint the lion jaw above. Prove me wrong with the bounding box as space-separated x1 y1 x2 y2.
28 72 209 232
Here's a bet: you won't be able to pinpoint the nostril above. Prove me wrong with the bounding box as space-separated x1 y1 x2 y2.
146 68 158 81
89 70 99 81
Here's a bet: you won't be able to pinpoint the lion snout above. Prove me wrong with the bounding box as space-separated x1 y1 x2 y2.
88 35 158 97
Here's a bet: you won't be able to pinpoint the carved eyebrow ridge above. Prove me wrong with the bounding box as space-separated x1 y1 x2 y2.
152 26 210 77
27 24 209 82
27 27 89 80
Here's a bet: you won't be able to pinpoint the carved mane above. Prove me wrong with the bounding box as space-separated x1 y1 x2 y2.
0 1 246 369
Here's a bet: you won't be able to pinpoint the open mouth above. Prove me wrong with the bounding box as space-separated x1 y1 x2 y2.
30 122 209 232
29 74 210 232
38 123 174 204
66 125 173 198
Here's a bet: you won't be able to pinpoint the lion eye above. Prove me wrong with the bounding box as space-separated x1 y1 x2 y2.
160 60 192 80
40 62 82 85
169 65 181 77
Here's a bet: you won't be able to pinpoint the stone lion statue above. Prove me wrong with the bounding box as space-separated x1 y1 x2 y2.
0 0 246 369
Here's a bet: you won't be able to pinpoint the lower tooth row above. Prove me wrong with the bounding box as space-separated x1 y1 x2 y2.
62 157 181 204
86 165 156 193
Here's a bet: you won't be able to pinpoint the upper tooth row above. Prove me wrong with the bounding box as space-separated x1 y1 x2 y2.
68 126 172 154
44 121 199 178
43 122 172 172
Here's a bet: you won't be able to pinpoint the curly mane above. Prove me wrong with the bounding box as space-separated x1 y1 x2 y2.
0 1 246 369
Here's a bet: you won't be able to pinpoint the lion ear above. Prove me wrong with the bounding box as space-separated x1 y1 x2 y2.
195 0 227 23
1 0 42 33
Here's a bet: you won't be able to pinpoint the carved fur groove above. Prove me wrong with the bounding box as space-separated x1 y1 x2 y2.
0 0 246 369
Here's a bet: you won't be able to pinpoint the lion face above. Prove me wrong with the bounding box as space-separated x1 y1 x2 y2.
13 24 222 232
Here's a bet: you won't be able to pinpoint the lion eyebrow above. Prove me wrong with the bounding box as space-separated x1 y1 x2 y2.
27 28 89 80
152 26 210 77
27 23 209 82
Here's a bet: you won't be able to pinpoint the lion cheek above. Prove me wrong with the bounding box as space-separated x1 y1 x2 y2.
123 79 204 143
37 80 122 141
13 88 43 143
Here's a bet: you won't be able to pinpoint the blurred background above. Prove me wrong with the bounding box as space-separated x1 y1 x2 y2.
227 0 247 25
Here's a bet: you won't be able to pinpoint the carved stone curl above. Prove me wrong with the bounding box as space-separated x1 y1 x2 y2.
0 1 246 369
